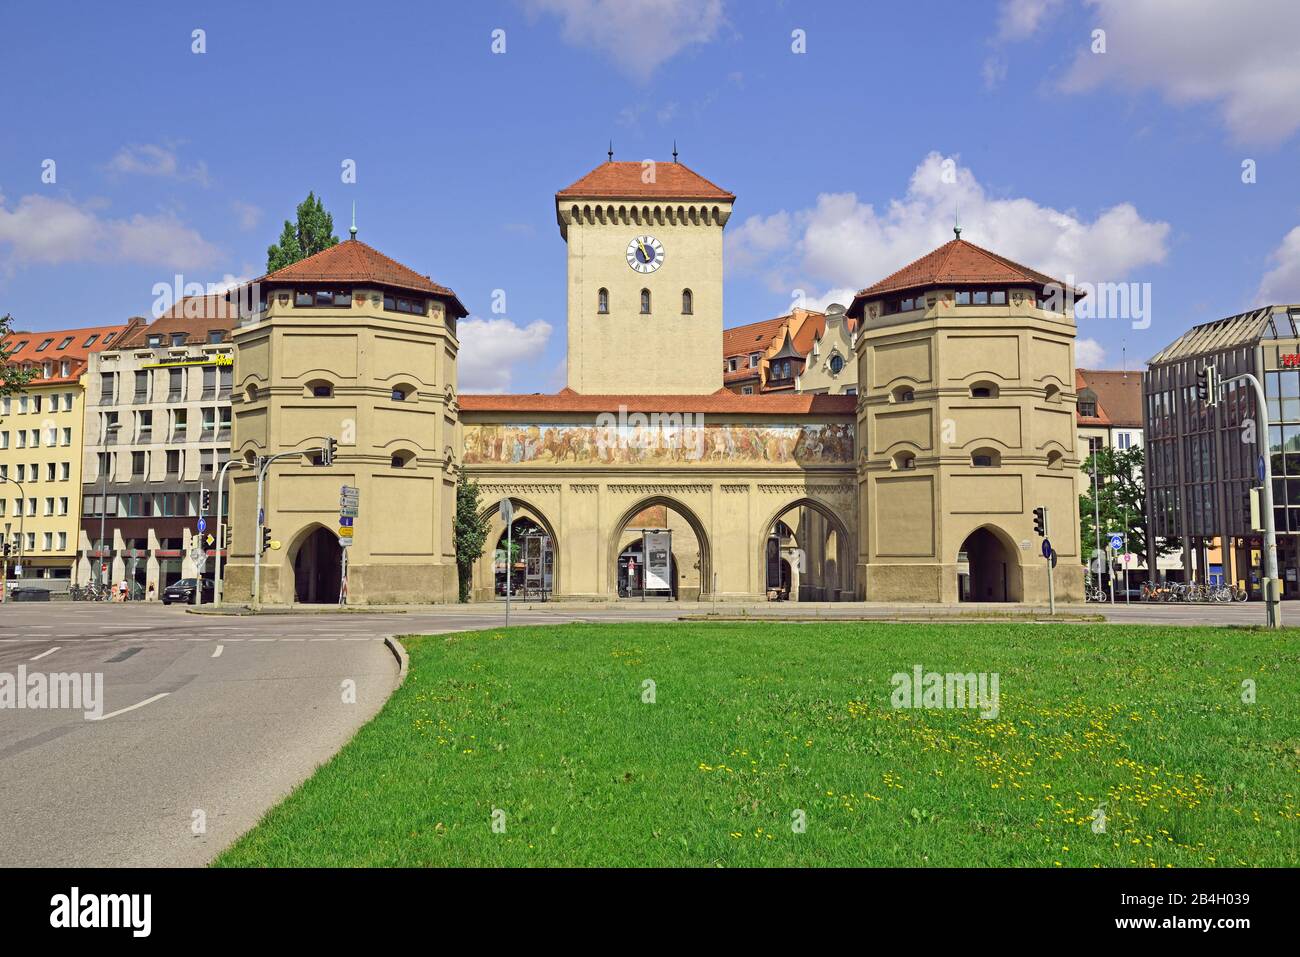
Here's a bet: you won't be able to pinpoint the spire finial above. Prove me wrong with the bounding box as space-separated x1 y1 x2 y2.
672 140 678 162
608 140 614 162
349 201 357 239
953 206 962 240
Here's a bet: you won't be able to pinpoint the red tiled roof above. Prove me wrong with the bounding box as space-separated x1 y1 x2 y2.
460 389 856 416
557 161 735 201
1076 369 1142 428
847 237 1075 315
2 319 142 385
723 315 787 359
257 238 467 316
118 296 240 349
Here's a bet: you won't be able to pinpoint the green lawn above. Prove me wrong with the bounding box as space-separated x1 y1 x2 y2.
214 622 1300 867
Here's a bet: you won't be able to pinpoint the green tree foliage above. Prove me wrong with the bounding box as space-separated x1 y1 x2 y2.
1 313 36 397
454 474 490 603
265 192 339 272
1079 444 1178 571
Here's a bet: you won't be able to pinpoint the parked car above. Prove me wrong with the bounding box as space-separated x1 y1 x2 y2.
161 578 215 605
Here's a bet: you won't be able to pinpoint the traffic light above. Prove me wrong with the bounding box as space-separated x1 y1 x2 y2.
200 488 211 514
261 527 272 552
1250 487 1263 531
1196 365 1218 406
1 542 9 557
223 524 233 548
1032 506 1047 538
322 437 338 466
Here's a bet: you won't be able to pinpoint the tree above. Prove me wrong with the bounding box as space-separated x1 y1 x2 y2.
1079 444 1178 576
265 192 339 272
1 313 36 397
454 473 490 603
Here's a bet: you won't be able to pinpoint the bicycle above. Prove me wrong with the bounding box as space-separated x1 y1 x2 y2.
1085 580 1109 602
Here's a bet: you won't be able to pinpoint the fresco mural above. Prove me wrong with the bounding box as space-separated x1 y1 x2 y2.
463 421 854 466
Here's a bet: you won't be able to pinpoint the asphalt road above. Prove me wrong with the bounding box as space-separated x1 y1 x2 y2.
0 597 1290 867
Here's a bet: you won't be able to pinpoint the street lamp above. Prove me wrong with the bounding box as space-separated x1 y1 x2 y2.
97 417 120 587
0 475 27 599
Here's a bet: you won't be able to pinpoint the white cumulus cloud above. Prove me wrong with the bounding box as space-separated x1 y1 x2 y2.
1075 337 1107 367
0 192 222 270
996 0 1065 39
522 0 725 81
108 143 210 186
458 315 554 393
1061 0 1300 144
725 151 1171 307
1257 226 1300 304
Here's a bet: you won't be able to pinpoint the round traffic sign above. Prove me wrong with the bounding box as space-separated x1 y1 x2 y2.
1041 539 1052 559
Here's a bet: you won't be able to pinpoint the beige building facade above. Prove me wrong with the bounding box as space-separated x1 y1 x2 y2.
222 238 466 605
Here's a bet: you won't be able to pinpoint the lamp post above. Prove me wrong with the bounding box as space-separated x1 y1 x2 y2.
0 477 26 600
213 458 247 606
252 444 331 611
98 418 119 587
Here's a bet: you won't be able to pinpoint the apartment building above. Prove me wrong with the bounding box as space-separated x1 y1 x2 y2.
1 322 139 584
77 297 238 592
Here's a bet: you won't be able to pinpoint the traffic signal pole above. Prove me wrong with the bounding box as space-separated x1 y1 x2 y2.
252 444 333 611
1218 369 1281 629
213 459 247 607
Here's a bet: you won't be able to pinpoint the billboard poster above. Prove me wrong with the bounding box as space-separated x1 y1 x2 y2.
643 530 672 593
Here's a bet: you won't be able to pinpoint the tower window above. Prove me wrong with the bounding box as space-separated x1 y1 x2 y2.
597 288 609 314
682 288 693 314
971 448 1000 468
829 354 845 375
641 289 651 314
892 386 915 403
969 381 999 399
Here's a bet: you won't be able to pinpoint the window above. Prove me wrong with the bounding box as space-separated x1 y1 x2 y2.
173 409 188 438
682 289 693 314
207 330 224 344
390 450 414 468
60 360 71 377
102 332 115 345
971 448 1000 468
202 366 216 399
1079 399 1097 417
166 450 181 475
134 370 149 402
970 382 998 399
57 336 74 349
727 357 738 372
138 410 152 442
1117 432 1133 450
392 384 414 401
83 334 98 348
201 448 215 474
1044 384 1060 402
10 340 27 353
299 289 351 308
741 386 754 395
45 462 55 481
168 367 184 400
58 497 68 516
973 291 990 305
44 497 54 516
219 365 232 397
892 386 915 403
597 288 609 314
147 334 163 348
201 407 216 437
383 293 426 314
0 431 6 449
954 291 972 305
1047 451 1064 469
60 462 69 481
308 380 333 398
893 452 916 470
749 353 760 368
640 289 651 314
43 532 52 551
132 451 146 476
58 532 66 552
829 354 845 375
171 332 187 348
36 338 53 352
990 290 1007 305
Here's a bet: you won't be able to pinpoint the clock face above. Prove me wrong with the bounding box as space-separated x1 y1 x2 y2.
626 235 665 273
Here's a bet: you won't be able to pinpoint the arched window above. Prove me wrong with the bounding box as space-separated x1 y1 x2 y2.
390 450 414 468
971 448 1000 468
892 451 916 471
597 288 609 314
892 385 915 403
1046 450 1064 469
391 383 414 402
1044 384 1060 402
969 381 999 399
681 288 693 314
640 289 651 314
305 379 333 398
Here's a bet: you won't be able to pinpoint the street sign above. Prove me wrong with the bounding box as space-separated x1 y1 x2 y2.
1050 549 1058 569
339 516 353 527
339 536 353 547
258 508 264 525
499 498 513 524
1258 455 1266 481
339 506 358 517
1041 538 1052 559
205 534 214 546
197 517 207 533
339 527 354 538
1109 533 1124 551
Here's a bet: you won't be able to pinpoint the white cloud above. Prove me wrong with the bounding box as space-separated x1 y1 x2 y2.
1257 226 1300 304
108 143 210 186
0 192 222 270
523 0 725 81
726 152 1171 306
1075 337 1107 367
1061 0 1300 144
982 55 1008 91
458 316 554 393
996 0 1064 39
232 200 262 231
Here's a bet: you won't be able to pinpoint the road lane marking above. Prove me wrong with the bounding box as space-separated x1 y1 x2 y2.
89 692 170 722
29 647 60 661
211 644 224 658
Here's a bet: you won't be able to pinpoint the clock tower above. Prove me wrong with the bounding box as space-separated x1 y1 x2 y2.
556 158 734 394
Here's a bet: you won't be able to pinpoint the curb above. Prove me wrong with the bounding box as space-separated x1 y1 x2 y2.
383 635 409 686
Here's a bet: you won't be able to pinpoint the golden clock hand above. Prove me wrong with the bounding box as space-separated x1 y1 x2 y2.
637 240 650 260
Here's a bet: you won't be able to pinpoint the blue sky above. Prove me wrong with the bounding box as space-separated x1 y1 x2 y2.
2 0 1299 392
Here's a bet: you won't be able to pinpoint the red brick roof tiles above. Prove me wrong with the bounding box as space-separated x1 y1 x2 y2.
557 161 735 201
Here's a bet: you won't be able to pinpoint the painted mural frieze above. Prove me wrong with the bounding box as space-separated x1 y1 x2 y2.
463 421 853 467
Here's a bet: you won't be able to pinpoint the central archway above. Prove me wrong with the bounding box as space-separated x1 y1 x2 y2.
473 497 560 601
957 525 1021 602
758 497 854 601
606 495 712 600
290 524 343 604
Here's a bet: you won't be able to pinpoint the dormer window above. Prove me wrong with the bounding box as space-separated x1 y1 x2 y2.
147 334 163 348
749 353 759 368
727 357 738 372
597 288 609 314
171 333 187 347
